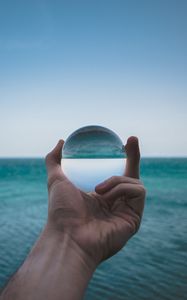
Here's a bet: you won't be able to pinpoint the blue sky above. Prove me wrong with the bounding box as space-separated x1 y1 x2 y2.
0 0 187 157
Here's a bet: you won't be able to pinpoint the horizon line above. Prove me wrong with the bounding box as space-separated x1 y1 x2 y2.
0 156 187 159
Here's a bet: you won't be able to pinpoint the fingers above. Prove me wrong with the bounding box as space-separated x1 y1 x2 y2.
95 136 140 193
95 175 145 217
97 179 146 217
45 140 66 188
99 182 146 202
95 175 141 194
124 136 140 179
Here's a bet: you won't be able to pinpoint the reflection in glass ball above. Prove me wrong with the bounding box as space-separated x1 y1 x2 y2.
62 125 126 192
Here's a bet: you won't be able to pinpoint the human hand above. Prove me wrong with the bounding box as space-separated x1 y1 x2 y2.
45 136 146 269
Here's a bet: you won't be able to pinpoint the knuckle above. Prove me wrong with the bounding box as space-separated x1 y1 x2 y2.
135 220 141 233
139 185 146 197
138 179 144 185
127 215 141 236
132 214 142 234
110 175 120 183
132 212 141 234
111 175 116 181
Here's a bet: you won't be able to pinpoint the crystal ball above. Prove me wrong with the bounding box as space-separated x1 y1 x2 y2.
62 125 126 192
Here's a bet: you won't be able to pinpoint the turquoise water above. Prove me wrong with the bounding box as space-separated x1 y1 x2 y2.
0 158 187 299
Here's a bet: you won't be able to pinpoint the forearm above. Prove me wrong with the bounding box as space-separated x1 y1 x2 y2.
0 227 95 300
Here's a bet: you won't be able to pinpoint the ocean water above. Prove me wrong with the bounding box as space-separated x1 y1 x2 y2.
0 158 187 299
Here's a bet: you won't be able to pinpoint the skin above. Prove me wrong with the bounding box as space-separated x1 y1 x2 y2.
0 136 146 300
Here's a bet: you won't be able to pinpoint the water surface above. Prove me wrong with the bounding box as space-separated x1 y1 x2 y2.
0 158 187 299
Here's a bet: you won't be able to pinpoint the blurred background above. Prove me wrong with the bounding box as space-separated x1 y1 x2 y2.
0 1 187 299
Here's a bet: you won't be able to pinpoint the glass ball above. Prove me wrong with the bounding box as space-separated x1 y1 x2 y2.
62 125 126 192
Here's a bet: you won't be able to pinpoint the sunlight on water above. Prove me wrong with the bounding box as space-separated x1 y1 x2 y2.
62 158 126 192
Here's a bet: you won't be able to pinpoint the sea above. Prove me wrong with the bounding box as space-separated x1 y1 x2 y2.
0 158 187 299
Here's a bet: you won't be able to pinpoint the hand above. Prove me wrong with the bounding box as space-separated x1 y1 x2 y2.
45 136 146 268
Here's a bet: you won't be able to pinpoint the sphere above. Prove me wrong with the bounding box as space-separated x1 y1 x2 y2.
62 125 126 192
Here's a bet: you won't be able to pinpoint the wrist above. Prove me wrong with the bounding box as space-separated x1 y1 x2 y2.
40 225 96 299
42 225 97 275
6 225 96 300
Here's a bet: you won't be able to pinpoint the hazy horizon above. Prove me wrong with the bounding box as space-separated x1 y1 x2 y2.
0 156 187 159
1 0 187 157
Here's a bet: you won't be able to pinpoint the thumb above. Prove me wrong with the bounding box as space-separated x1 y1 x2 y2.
124 136 140 179
45 139 65 188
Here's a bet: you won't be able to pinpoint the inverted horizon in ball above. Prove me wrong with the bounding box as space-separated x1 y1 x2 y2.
62 125 126 192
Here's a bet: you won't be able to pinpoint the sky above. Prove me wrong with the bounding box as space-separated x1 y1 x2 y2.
0 0 187 157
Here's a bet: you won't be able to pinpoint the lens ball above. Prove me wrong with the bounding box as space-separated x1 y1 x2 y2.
62 125 126 192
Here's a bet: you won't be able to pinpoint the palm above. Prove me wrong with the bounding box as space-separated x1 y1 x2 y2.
46 137 145 265
48 175 143 264
78 191 140 263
